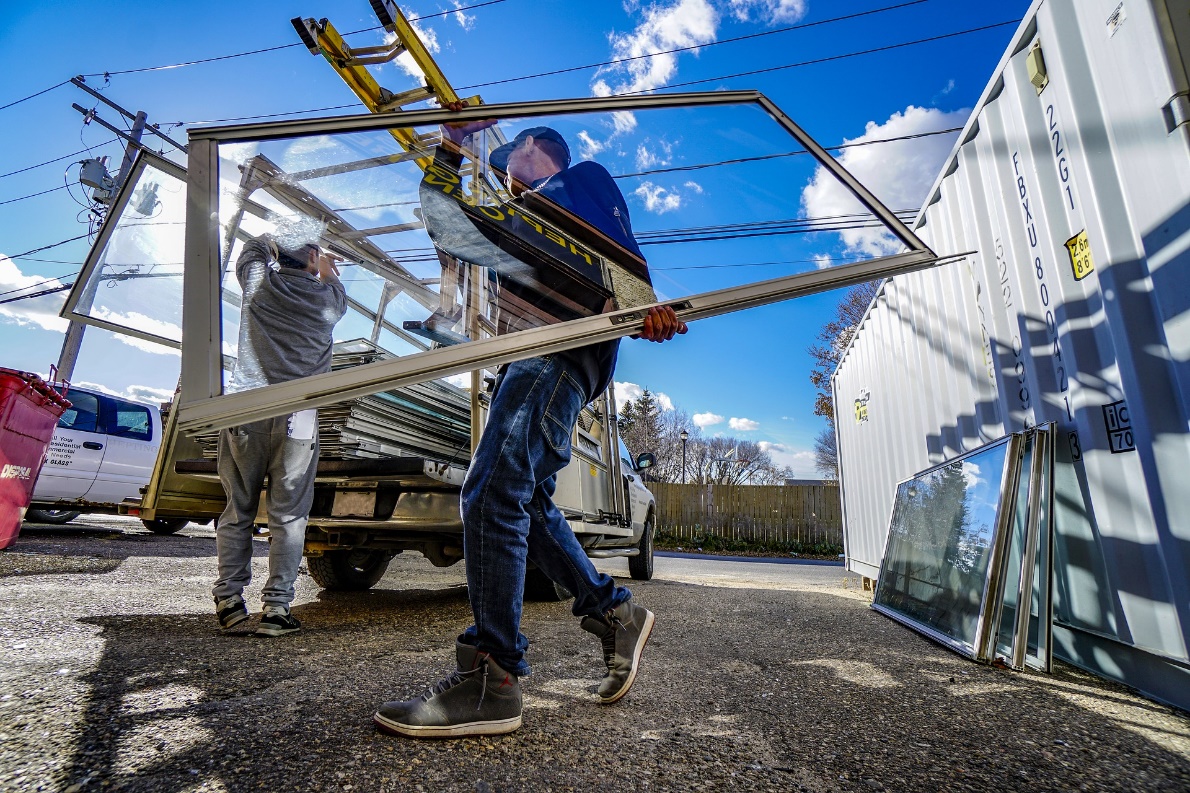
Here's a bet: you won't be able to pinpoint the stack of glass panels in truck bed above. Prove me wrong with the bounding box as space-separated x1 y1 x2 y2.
191 340 472 462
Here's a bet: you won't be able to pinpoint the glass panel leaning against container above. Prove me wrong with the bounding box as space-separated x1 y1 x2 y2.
872 423 1055 672
175 92 946 436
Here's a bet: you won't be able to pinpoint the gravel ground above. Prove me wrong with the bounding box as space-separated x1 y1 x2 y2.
1 515 1188 793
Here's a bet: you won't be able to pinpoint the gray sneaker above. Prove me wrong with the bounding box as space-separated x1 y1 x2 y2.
214 594 248 632
373 641 522 738
581 598 655 703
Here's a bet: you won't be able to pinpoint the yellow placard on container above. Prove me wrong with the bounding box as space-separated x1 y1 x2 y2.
1065 230 1095 281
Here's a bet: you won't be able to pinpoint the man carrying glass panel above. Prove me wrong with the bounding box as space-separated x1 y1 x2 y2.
375 114 686 738
213 235 347 637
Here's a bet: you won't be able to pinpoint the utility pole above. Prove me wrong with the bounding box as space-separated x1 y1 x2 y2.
55 78 185 382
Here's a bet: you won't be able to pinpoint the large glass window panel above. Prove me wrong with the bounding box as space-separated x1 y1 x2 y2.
211 103 901 400
177 94 935 434
67 156 187 347
873 436 1016 657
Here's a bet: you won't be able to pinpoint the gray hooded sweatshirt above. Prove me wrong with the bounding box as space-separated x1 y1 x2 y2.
227 238 348 392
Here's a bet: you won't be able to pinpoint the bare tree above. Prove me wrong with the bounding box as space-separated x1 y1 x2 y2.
813 427 838 480
807 280 880 425
807 280 879 478
618 389 692 483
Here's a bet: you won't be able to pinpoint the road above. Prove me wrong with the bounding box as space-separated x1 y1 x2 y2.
2 515 1188 792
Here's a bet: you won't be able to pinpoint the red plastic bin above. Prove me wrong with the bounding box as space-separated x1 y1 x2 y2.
0 368 70 549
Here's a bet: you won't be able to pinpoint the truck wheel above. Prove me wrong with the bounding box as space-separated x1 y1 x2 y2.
524 566 572 602
142 518 189 535
308 549 392 591
24 509 81 525
628 513 655 581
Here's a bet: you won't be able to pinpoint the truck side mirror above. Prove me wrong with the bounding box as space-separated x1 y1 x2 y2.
635 452 655 470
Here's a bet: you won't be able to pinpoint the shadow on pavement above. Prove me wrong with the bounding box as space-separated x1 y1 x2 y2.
34 577 1190 792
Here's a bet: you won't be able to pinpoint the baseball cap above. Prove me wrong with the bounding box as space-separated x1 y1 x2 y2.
489 127 571 173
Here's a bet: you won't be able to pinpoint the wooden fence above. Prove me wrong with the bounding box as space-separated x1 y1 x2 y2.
650 483 842 547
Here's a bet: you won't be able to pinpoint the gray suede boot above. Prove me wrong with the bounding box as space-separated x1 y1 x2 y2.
580 598 655 703
373 641 522 738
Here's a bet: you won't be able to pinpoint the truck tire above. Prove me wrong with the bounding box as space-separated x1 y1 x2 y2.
308 549 392 591
628 512 655 581
142 518 190 535
24 509 81 525
524 566 572 602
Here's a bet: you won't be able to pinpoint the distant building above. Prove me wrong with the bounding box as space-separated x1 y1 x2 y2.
784 478 835 487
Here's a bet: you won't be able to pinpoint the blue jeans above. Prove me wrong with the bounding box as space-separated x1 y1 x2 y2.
460 354 631 676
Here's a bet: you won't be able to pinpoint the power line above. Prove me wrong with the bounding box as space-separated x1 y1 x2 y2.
0 272 78 299
0 184 70 207
163 18 1010 132
79 0 508 78
457 0 927 91
0 139 120 180
0 80 70 113
615 126 963 180
653 256 867 271
625 20 1019 95
0 283 74 306
8 235 91 260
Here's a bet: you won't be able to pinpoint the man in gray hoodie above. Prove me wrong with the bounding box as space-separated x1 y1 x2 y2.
213 235 347 637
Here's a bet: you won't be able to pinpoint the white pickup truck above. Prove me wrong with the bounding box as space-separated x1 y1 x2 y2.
25 386 193 534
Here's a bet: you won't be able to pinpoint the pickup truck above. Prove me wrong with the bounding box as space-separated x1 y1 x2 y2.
133 380 658 598
25 385 195 534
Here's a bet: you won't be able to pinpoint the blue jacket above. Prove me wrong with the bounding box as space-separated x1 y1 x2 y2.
529 161 642 396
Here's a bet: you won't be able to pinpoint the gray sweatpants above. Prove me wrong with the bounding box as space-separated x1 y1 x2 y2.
213 413 318 606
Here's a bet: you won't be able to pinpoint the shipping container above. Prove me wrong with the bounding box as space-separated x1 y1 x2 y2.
833 0 1190 710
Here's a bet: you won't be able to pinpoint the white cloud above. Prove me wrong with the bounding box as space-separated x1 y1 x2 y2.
814 253 833 269
450 0 475 30
444 373 472 390
729 417 759 431
756 441 817 476
72 380 174 405
612 111 638 136
635 139 675 169
577 130 609 160
89 307 181 356
961 460 986 488
0 255 69 332
800 105 967 256
614 381 673 412
595 0 719 95
693 411 724 428
389 15 441 80
683 180 703 193
728 0 807 23
633 181 682 214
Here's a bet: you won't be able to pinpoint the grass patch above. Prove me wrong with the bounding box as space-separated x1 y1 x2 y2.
655 531 843 559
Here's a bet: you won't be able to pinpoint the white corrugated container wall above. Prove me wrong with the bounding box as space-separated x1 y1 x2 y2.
833 0 1190 710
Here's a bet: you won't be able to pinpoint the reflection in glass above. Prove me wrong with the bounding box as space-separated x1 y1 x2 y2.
73 159 187 345
209 104 876 399
874 439 1010 654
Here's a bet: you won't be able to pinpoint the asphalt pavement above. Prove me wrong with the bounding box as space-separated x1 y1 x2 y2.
2 515 1188 792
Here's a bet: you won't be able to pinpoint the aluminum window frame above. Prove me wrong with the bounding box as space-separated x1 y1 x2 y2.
871 432 1025 660
59 150 188 350
177 90 938 433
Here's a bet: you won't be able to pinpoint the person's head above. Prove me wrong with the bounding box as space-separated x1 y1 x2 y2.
489 127 570 195
276 242 322 273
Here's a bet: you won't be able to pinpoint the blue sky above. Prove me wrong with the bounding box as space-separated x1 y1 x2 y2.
0 0 1030 475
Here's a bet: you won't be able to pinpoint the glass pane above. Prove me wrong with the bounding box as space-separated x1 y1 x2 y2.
1024 427 1055 670
210 103 886 402
108 400 152 440
73 160 186 345
58 391 100 433
996 434 1034 659
874 438 1012 655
